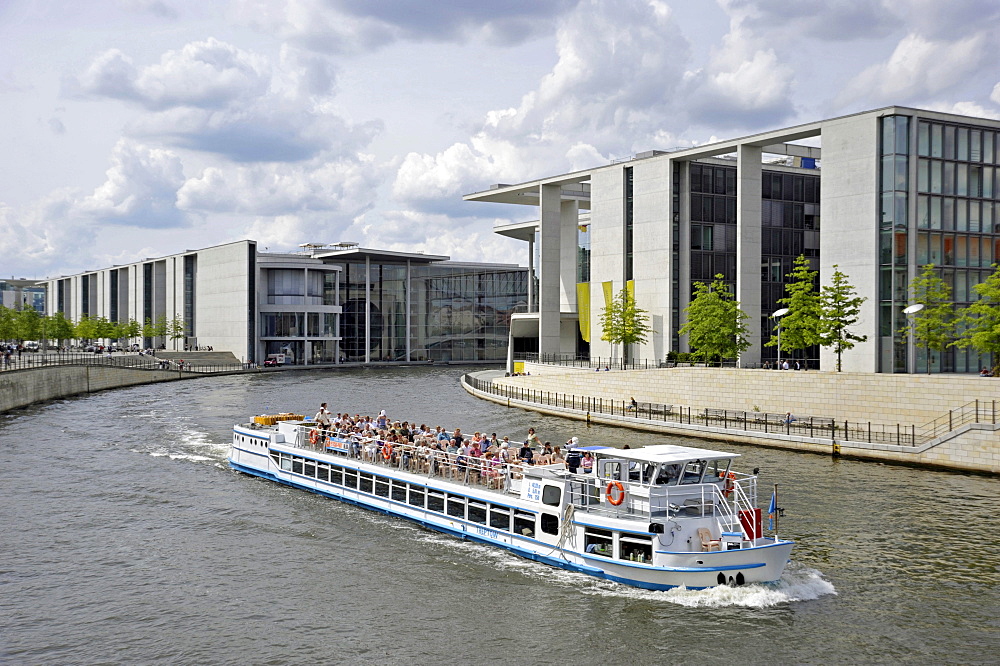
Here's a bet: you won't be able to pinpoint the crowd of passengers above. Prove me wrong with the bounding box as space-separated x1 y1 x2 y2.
307 404 597 484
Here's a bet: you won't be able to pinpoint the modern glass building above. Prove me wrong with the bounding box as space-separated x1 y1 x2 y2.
466 106 1000 374
42 241 528 365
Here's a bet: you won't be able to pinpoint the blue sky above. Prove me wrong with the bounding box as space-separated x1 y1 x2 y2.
2 0 1000 278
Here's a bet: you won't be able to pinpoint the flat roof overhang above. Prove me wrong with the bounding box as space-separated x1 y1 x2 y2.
464 174 592 208
313 248 449 263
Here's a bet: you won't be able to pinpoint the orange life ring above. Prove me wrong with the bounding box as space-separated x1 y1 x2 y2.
723 472 737 497
382 443 393 460
309 429 320 445
606 480 625 506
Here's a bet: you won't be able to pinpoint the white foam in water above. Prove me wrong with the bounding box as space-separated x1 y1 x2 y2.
404 528 834 607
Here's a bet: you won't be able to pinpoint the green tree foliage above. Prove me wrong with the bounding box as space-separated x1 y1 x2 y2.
766 254 821 353
167 315 187 342
818 266 867 372
0 305 14 340
93 316 117 341
599 288 653 362
679 274 750 365
901 264 954 373
47 312 75 343
143 316 168 339
953 263 1000 374
121 318 142 342
14 306 43 341
74 314 99 342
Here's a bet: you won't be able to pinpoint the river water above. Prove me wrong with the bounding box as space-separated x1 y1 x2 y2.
1 366 998 664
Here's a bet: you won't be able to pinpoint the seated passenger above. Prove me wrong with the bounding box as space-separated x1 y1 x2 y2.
518 441 535 465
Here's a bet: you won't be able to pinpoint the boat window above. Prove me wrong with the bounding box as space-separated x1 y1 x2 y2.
706 458 732 480
468 502 487 524
655 463 683 485
540 513 559 535
489 505 511 531
358 472 373 494
391 481 407 503
408 486 425 508
270 452 281 466
446 494 465 519
427 491 445 513
304 461 316 478
679 459 707 485
513 512 535 537
374 477 390 498
619 535 653 563
584 526 613 557
292 457 303 475
641 463 658 484
542 485 561 506
329 465 343 486
343 469 358 489
280 455 292 471
316 463 330 482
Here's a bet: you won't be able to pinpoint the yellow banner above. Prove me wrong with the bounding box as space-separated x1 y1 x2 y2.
602 281 613 307
626 279 634 299
577 282 591 343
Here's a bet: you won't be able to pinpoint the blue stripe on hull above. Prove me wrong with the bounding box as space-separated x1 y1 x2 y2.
227 459 779 591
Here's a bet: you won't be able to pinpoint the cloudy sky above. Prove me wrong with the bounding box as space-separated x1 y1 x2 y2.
3 0 1000 279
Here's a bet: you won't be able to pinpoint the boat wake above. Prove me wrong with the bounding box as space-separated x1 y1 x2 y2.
132 427 229 464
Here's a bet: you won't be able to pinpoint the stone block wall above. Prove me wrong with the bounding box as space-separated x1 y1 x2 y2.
499 364 1000 427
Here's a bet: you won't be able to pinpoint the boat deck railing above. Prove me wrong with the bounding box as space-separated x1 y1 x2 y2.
261 424 754 526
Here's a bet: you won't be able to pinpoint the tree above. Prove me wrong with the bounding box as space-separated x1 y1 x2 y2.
599 287 653 363
14 306 43 342
167 315 187 344
818 266 867 372
74 314 99 343
143 316 167 341
47 312 75 345
766 254 821 354
679 274 751 365
0 305 16 341
901 264 953 373
953 263 1000 374
120 318 142 344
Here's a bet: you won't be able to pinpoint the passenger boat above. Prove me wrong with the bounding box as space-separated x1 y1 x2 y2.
228 415 794 590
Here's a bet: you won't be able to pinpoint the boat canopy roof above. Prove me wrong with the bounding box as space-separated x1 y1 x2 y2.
591 444 740 464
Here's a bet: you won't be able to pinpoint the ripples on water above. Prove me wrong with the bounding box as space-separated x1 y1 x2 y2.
1 366 997 664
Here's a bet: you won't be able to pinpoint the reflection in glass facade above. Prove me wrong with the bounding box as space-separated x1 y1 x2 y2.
337 260 528 362
904 116 1000 372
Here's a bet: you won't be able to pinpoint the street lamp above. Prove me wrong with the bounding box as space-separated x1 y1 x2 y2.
772 308 789 368
903 303 924 373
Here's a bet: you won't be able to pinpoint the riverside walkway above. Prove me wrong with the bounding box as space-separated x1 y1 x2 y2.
461 369 1000 475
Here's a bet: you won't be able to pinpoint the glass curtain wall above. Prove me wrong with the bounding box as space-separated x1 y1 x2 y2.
913 117 1000 372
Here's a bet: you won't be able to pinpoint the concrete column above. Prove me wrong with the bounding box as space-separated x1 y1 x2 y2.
737 144 763 366
678 161 691 352
365 255 371 364
405 260 411 362
539 184 563 357
527 235 535 312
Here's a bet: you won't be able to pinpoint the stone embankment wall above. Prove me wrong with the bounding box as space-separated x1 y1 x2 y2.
501 364 1000 425
0 366 190 412
481 364 1000 474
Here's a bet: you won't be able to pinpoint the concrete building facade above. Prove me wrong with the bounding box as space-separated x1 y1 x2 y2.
466 106 1000 374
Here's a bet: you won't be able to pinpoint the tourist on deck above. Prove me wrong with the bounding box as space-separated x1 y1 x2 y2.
525 427 541 450
518 441 535 465
315 402 332 432
538 442 554 465
551 446 566 466
581 451 594 473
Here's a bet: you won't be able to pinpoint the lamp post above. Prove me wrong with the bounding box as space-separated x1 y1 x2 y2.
903 303 924 373
772 308 789 368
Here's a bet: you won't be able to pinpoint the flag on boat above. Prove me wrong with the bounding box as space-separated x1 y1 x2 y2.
768 489 777 530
